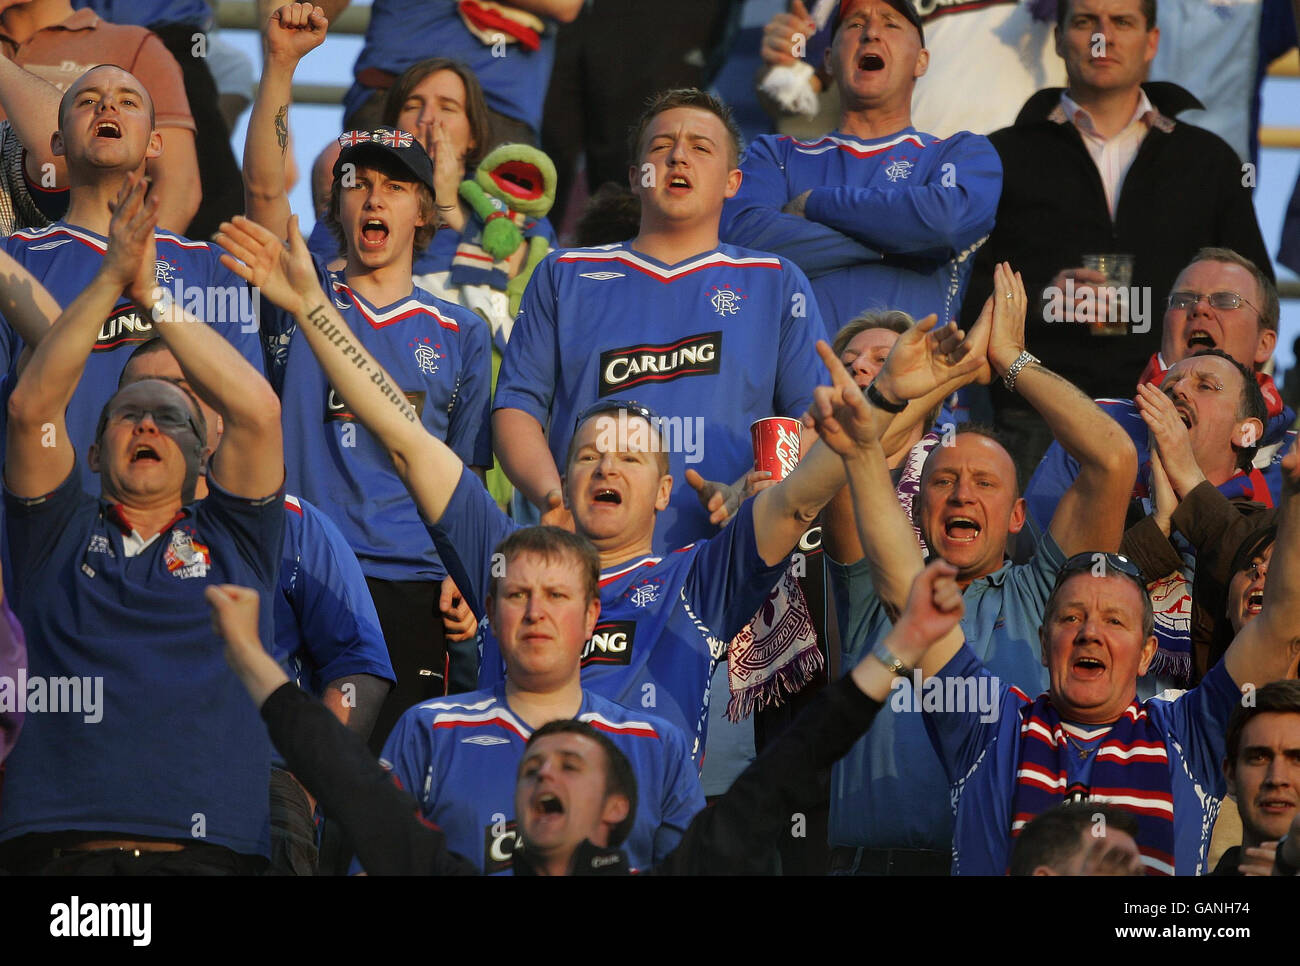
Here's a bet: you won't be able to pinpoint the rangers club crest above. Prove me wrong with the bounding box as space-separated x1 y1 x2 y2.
164 529 211 579
155 259 176 284
410 337 442 374
708 284 745 317
629 579 662 608
883 156 914 183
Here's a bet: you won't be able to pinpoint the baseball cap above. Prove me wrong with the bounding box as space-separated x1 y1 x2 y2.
333 127 436 195
833 0 925 46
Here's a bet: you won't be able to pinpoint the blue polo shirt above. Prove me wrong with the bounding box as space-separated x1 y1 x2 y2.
827 532 1061 851
0 469 284 857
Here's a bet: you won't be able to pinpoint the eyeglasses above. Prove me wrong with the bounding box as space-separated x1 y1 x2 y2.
1166 291 1260 315
574 399 662 432
1051 552 1148 596
109 404 202 438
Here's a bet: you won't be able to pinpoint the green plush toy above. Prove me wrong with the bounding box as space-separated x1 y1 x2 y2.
458 144 557 315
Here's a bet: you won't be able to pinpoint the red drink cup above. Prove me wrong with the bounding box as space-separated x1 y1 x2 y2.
751 417 802 481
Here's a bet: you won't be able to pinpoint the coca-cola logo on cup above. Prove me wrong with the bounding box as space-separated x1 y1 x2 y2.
775 425 800 478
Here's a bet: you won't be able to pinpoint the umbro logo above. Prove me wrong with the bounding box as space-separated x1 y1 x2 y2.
579 271 624 280
30 239 74 251
462 735 511 746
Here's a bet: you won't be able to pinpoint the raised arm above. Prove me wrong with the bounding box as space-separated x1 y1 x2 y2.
0 57 65 188
245 3 328 237
984 263 1138 555
4 177 156 498
215 214 463 520
659 558 964 876
1223 449 1300 687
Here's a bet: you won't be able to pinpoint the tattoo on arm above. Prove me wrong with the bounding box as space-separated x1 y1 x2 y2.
275 105 289 153
304 304 419 424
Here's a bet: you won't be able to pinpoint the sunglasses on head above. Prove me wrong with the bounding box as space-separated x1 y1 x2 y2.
574 399 662 432
1051 552 1148 596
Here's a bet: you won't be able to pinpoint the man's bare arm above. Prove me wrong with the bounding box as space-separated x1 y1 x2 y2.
245 3 328 237
215 215 464 521
984 263 1136 555
0 57 65 187
493 407 563 509
4 178 157 497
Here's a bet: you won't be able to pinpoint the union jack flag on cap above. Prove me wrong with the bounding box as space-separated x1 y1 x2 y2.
337 130 372 148
376 129 414 148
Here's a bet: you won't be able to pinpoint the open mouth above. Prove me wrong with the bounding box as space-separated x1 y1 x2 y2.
1186 329 1216 350
593 488 622 505
360 218 389 249
1072 655 1106 678
131 445 161 463
667 174 691 191
1173 401 1194 428
94 120 122 139
943 517 980 543
535 792 564 816
859 53 885 71
489 161 545 202
1245 588 1265 615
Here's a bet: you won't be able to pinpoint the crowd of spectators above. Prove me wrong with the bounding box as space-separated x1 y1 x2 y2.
0 0 1297 881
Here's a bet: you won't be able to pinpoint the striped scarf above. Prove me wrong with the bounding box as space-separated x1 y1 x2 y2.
1011 695 1175 875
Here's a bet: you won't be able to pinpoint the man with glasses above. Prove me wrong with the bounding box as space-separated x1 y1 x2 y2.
957 0 1273 481
811 332 1300 870
0 175 286 874
1029 248 1295 525
819 262 1139 873
1027 250 1294 690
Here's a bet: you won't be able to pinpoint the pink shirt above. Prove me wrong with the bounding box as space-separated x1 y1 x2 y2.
1060 90 1156 220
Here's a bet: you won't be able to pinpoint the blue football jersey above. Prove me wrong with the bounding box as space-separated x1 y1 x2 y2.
1 472 283 856
430 468 786 759
0 223 267 492
494 242 828 552
720 129 1002 335
274 494 393 695
272 265 492 581
373 684 704 874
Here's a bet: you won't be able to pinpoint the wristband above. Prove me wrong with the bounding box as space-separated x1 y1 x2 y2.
871 639 913 677
865 380 906 414
1002 350 1038 393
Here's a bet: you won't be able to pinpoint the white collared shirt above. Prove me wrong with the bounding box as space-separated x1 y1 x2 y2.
1060 89 1157 219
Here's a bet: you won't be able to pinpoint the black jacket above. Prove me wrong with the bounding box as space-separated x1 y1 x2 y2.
959 82 1273 408
260 675 884 876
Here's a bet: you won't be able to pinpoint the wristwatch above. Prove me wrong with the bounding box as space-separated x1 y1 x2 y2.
871 639 912 677
865 380 907 414
1002 350 1038 393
